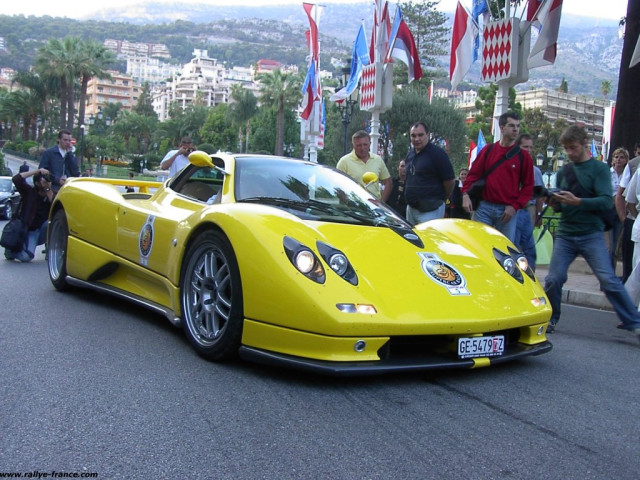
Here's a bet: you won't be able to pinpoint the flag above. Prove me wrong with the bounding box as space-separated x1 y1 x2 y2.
631 34 640 68
602 105 615 161
468 130 486 168
528 0 563 69
526 0 544 22
450 1 478 91
330 23 370 102
300 60 319 120
386 7 423 83
468 140 476 166
303 2 319 61
471 0 489 62
590 139 599 160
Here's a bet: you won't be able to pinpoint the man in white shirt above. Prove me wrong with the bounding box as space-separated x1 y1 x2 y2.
160 137 195 177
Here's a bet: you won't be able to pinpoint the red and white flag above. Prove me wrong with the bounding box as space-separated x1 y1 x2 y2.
303 2 319 61
526 0 544 22
386 7 423 83
528 0 563 68
449 1 477 91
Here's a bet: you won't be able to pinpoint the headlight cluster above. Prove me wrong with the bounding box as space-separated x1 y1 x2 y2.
283 236 358 285
493 246 535 283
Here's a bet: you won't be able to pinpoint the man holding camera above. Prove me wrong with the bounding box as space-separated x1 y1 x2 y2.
39 129 80 192
160 137 195 177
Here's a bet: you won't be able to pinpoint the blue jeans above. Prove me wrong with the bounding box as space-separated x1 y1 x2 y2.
472 201 518 243
3 221 48 263
406 203 445 225
544 231 640 330
514 208 537 270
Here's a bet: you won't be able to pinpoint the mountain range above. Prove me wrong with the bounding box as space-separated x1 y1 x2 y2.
4 1 623 99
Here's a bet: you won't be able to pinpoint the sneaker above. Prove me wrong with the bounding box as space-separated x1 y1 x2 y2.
546 322 556 334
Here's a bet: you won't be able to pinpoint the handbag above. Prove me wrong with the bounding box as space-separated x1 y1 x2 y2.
1 217 27 250
467 145 521 210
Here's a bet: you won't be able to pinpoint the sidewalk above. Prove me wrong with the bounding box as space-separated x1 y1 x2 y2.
535 257 616 311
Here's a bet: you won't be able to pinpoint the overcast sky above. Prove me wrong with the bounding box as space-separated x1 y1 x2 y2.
2 0 629 21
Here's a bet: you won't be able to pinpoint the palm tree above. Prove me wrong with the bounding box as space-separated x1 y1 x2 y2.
257 69 301 155
35 37 80 130
76 40 115 134
11 70 58 141
227 83 258 152
600 80 611 100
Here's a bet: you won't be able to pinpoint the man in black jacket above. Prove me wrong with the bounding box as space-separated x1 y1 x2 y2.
39 129 80 192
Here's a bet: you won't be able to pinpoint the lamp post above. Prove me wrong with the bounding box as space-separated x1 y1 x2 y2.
545 145 555 187
336 64 358 155
79 124 85 173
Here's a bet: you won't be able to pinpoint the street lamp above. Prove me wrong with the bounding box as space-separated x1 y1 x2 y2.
557 152 566 169
79 124 85 172
336 63 358 155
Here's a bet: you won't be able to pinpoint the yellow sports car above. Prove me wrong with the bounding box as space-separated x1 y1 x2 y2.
47 151 552 375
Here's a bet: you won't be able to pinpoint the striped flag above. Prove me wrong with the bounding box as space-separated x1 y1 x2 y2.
450 1 478 90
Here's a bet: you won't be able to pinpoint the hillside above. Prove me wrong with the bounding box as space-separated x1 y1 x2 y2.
0 2 623 98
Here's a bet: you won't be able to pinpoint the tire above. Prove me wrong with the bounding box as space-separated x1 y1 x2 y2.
3 202 11 220
180 230 244 361
47 209 70 291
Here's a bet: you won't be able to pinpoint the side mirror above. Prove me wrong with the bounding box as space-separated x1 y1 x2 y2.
362 171 378 187
188 150 215 168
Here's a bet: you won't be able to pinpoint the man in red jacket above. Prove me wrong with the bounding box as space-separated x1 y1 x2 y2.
461 112 534 243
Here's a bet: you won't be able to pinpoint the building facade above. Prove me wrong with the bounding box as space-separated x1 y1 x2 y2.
515 88 611 145
84 70 141 119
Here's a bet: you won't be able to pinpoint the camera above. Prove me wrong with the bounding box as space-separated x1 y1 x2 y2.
533 186 562 198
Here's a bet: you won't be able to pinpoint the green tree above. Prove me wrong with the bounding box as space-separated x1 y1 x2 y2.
256 69 301 156
557 77 569 93
226 84 258 153
600 80 612 99
382 89 467 171
76 39 115 136
400 1 449 68
35 37 80 130
200 103 238 152
134 82 157 118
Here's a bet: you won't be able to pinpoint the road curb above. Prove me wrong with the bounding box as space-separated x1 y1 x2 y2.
562 288 613 311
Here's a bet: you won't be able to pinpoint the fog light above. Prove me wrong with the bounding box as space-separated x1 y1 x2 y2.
354 340 366 352
537 326 545 335
356 304 377 314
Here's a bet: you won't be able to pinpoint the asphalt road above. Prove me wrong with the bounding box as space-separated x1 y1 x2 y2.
0 227 639 480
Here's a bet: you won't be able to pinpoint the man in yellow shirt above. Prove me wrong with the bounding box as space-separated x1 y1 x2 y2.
336 130 392 201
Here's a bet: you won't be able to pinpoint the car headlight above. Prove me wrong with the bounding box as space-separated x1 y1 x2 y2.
493 247 534 283
316 241 358 285
283 236 325 283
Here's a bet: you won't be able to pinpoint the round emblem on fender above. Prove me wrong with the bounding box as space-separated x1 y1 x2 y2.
138 215 156 265
425 260 462 286
418 252 469 296
139 224 153 256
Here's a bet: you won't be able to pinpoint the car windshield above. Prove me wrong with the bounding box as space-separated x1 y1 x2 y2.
0 179 12 192
235 157 407 227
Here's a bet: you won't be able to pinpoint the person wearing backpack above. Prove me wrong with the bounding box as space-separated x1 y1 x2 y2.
543 125 640 340
461 112 534 243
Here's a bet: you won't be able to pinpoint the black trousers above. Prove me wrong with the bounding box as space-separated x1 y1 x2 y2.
622 217 635 282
